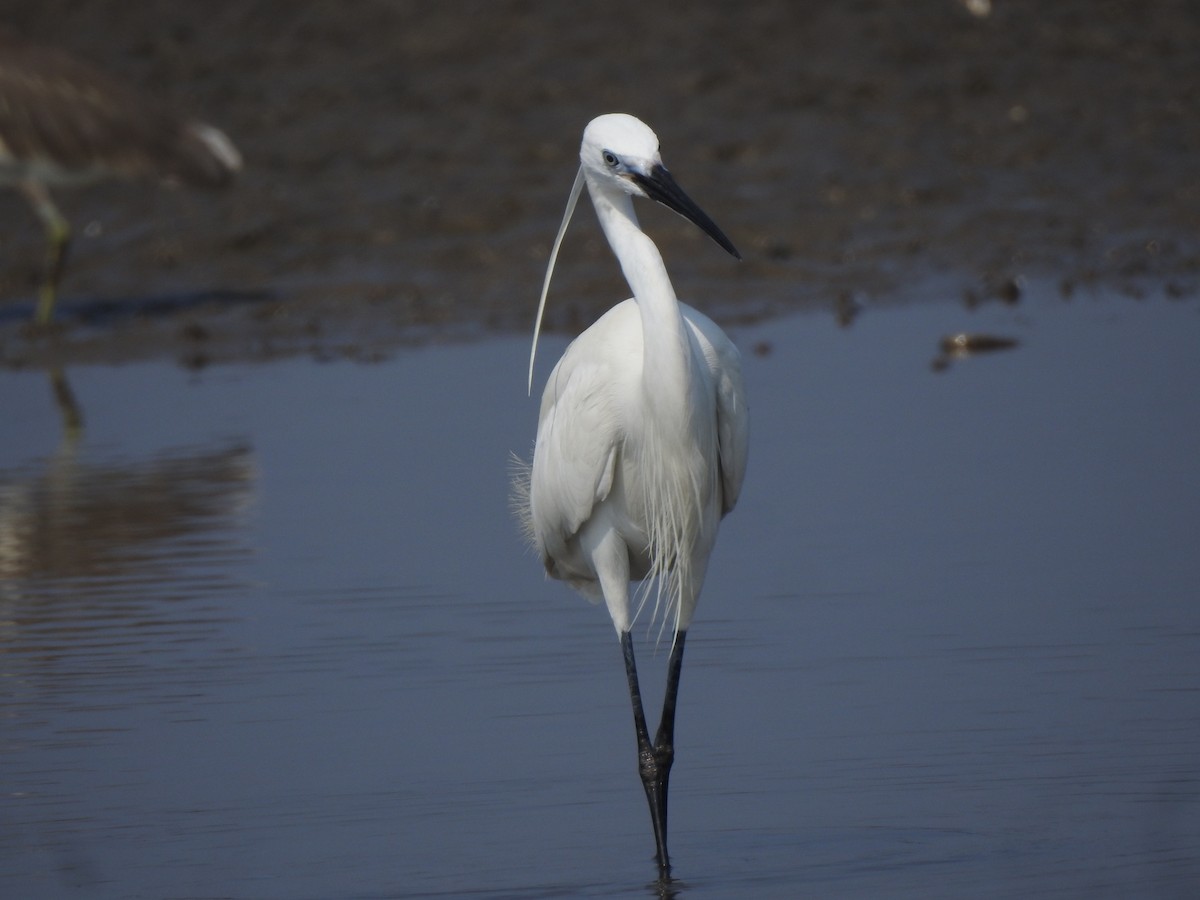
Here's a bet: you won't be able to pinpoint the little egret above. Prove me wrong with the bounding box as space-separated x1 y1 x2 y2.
518 113 749 876
0 27 242 324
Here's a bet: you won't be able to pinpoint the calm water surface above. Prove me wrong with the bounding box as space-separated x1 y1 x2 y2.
2 286 1198 898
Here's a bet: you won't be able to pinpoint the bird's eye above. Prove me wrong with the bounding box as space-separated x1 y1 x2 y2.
602 150 619 168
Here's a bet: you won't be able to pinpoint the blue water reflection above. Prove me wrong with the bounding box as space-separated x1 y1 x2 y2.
1 288 1197 898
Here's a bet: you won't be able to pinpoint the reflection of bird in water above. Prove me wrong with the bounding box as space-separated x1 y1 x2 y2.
0 27 242 324
0 442 255 589
47 366 84 438
518 114 748 878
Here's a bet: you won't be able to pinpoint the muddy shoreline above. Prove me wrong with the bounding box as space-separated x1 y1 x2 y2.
2 0 1197 368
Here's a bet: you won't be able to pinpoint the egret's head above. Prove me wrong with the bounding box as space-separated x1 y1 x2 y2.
527 113 739 394
580 113 740 260
580 113 662 193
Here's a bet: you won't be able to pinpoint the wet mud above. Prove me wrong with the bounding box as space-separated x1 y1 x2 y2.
1 0 1197 368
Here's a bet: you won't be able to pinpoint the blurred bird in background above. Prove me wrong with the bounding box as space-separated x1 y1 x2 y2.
0 27 241 324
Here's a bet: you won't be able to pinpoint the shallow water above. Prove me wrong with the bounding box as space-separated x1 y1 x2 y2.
2 285 1198 898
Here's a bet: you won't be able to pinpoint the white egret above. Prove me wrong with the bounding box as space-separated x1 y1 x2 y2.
518 113 749 876
0 27 242 324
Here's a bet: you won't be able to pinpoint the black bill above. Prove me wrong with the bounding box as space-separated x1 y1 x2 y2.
632 164 741 260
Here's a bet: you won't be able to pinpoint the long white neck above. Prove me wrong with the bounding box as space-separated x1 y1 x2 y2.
587 177 711 634
588 180 692 420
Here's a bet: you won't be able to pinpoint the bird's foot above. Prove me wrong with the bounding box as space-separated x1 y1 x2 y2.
639 738 675 874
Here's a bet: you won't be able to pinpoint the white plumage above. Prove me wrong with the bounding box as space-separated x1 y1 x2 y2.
518 113 748 877
532 296 747 633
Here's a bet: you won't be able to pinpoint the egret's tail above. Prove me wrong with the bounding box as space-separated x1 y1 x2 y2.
634 477 700 644
507 450 537 550
629 416 719 645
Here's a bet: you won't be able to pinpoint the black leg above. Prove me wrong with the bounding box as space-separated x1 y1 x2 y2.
653 630 687 838
620 629 688 877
